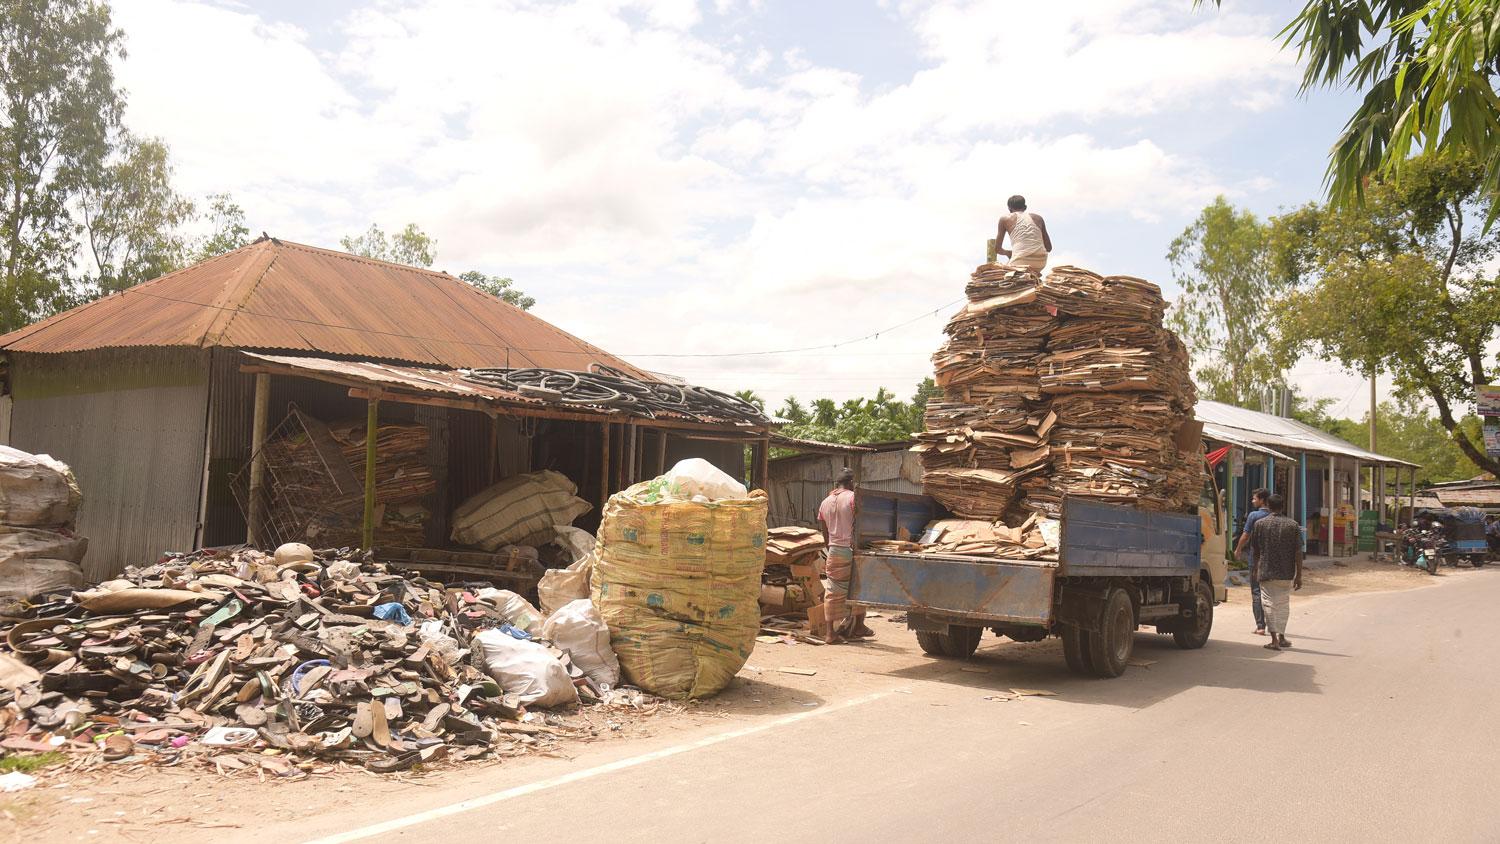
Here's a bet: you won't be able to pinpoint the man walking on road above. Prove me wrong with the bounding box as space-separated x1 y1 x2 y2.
1234 488 1272 635
995 195 1052 271
818 468 871 644
1248 493 1303 651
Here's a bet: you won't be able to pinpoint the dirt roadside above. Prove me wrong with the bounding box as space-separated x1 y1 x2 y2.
7 557 1465 843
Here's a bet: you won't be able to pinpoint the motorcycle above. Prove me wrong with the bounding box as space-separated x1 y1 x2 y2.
1399 524 1443 575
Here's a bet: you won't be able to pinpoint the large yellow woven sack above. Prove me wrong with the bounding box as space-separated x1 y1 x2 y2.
592 483 767 699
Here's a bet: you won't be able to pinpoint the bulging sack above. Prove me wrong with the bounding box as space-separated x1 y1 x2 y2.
450 471 591 550
0 447 81 529
592 483 766 699
537 554 592 616
472 629 579 708
541 598 619 689
0 526 88 601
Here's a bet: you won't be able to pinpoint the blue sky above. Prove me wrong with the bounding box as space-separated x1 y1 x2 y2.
112 0 1378 411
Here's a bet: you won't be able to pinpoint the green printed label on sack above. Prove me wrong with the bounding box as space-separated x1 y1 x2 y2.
623 528 638 542
686 534 706 546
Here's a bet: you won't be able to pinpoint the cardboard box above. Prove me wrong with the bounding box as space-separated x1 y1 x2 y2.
759 584 787 610
806 602 827 630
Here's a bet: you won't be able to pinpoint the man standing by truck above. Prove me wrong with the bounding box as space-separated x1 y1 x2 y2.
1248 493 1303 651
1234 488 1272 635
818 468 872 643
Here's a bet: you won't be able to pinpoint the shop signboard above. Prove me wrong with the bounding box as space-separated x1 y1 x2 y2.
1484 418 1500 456
1230 448 1244 478
1478 384 1500 417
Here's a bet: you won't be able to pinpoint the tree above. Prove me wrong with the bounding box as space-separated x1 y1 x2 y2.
0 0 125 331
194 192 249 261
777 396 810 425
733 389 765 412
460 270 534 310
771 380 934 448
1166 196 1284 406
343 222 534 308
1271 152 1500 475
78 134 193 294
1204 1 1500 219
340 223 436 268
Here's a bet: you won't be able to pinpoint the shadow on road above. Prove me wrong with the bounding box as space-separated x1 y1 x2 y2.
875 632 1324 708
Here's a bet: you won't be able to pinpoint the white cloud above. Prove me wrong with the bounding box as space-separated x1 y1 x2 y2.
111 0 1305 405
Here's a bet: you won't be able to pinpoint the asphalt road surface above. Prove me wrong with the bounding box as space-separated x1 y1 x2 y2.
234 569 1500 842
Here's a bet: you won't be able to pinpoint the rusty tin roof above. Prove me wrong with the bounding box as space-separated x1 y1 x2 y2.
0 237 644 374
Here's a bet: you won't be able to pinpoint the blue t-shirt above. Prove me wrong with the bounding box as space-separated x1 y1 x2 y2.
1241 507 1271 563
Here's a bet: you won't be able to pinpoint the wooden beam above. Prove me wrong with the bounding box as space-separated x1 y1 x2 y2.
362 395 379 549
599 421 610 510
754 436 770 492
655 428 668 475
247 373 271 546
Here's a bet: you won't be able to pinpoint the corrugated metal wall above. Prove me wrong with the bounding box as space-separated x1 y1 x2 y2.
768 448 924 528
9 349 211 581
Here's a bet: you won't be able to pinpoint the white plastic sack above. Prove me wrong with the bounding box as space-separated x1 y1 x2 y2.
0 526 88 601
472 628 579 708
450 470 591 551
541 598 619 689
476 588 545 634
662 458 747 501
0 446 81 529
553 526 596 563
537 554 593 616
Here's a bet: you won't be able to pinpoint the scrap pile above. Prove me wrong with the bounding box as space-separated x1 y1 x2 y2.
908 262 1201 558
0 546 660 778
759 527 825 616
262 419 436 548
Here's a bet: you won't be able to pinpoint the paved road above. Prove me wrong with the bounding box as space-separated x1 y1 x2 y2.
289 570 1500 843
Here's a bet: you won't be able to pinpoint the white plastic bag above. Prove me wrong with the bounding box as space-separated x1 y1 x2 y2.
662 458 747 501
476 588 545 634
537 554 593 616
541 598 619 689
472 629 579 708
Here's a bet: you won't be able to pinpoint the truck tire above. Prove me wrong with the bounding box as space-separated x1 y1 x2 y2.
915 625 983 658
1172 578 1214 650
1061 625 1094 676
1087 588 1135 678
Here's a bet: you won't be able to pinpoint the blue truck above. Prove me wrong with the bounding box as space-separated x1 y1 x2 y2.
848 490 1226 678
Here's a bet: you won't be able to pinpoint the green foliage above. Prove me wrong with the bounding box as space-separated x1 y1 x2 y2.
1205 1 1500 222
460 270 534 310
340 223 436 268
1270 152 1500 474
79 134 193 295
773 381 932 448
0 751 63 773
1167 196 1285 406
734 389 766 411
193 192 250 261
1292 395 1482 484
0 0 125 331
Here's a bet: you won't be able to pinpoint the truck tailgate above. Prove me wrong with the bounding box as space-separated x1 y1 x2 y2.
850 552 1057 625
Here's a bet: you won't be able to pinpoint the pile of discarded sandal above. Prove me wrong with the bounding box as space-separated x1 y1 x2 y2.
0 545 660 777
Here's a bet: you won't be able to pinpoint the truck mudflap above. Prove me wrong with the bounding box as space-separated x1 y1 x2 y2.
849 552 1057 625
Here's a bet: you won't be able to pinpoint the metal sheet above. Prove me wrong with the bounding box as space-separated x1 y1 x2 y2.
1059 498 1200 578
1196 399 1416 468
0 238 649 375
8 349 209 581
850 552 1056 624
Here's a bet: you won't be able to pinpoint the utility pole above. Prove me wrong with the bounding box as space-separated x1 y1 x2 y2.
1369 374 1377 452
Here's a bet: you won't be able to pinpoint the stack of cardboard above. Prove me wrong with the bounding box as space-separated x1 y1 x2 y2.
760 526 826 615
912 260 1202 553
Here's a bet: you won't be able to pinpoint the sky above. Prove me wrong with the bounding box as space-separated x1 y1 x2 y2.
109 0 1384 417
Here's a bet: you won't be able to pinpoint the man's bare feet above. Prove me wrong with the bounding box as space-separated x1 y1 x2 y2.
1254 627 1266 635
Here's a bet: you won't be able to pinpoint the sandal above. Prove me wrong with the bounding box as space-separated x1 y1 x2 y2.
1263 641 1282 651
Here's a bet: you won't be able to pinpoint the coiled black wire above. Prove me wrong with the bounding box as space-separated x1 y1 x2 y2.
462 365 768 424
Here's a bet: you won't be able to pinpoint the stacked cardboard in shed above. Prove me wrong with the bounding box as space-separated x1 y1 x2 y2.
912 262 1201 556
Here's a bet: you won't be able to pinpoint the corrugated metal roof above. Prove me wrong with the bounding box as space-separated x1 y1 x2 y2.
1199 423 1292 460
238 352 768 431
1435 488 1500 507
769 434 877 454
1195 400 1418 468
0 237 645 375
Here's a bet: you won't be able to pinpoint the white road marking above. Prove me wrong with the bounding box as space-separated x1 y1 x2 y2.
300 689 896 844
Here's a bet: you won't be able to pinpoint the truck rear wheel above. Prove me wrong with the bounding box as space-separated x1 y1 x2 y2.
1087 588 1135 678
915 625 983 658
1172 578 1214 650
1061 625 1094 676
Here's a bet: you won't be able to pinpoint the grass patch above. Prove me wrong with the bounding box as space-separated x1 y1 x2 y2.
0 751 64 773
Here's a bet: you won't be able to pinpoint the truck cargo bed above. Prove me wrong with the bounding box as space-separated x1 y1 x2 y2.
851 552 1057 625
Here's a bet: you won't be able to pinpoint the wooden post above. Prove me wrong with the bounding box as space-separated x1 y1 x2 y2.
754 436 770 492
1326 457 1336 555
625 423 637 486
599 422 611 509
362 395 379 550
247 373 271 546
1299 452 1308 551
1407 465 1415 523
655 429 667 475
